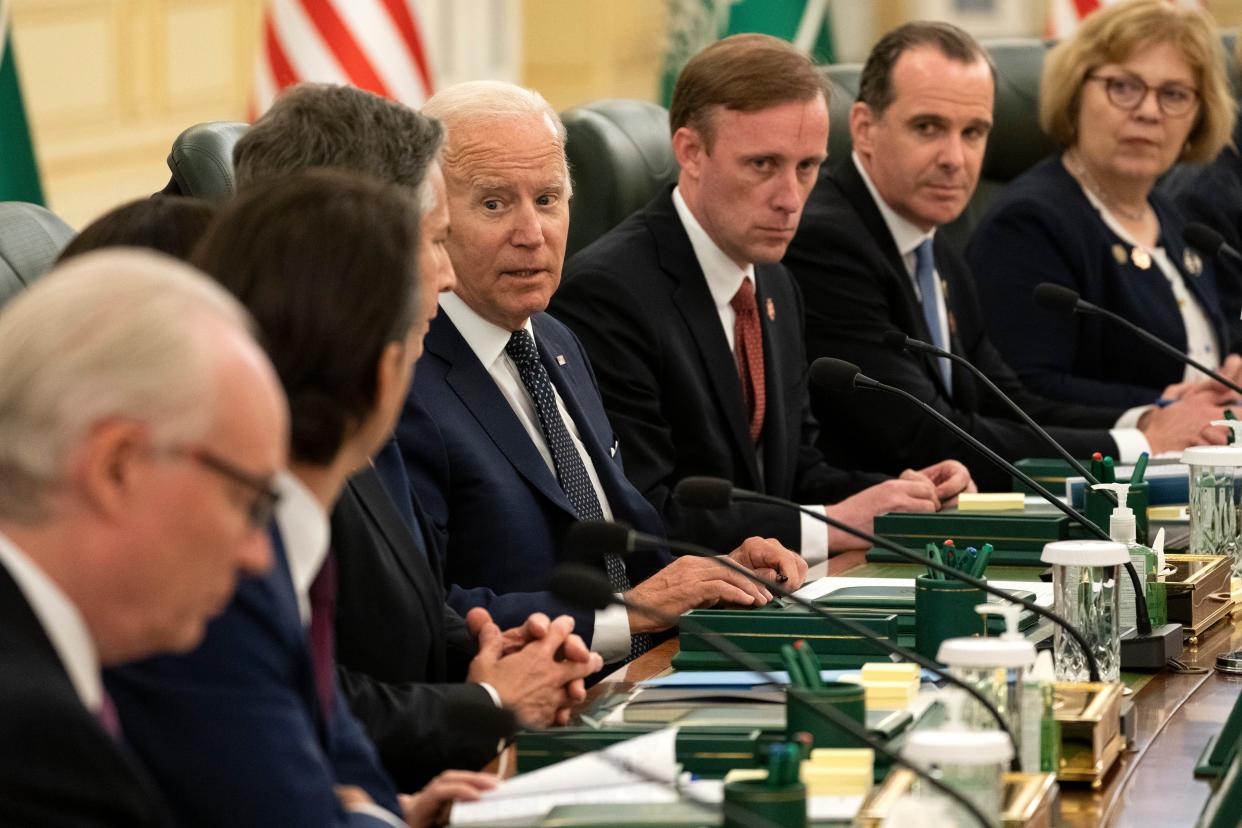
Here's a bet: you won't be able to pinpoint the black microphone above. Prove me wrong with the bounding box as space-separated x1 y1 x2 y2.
550 564 994 828
1032 281 1242 396
811 359 1187 668
1185 222 1242 267
565 520 1020 765
880 330 1101 488
674 475 1103 682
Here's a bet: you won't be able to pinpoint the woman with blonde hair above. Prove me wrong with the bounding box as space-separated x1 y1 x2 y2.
969 0 1241 409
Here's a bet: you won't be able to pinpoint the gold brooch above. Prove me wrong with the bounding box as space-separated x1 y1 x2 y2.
766 297 776 321
1183 248 1204 276
1131 247 1152 270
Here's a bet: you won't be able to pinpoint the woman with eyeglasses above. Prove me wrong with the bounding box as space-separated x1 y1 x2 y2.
968 0 1241 410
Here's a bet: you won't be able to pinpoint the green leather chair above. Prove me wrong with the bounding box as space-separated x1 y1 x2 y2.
161 121 248 201
562 99 679 257
0 202 75 308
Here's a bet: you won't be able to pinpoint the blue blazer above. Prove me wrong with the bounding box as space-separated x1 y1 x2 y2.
105 528 400 827
968 154 1232 408
396 311 671 643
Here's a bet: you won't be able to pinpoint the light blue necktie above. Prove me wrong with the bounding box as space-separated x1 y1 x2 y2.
914 238 952 390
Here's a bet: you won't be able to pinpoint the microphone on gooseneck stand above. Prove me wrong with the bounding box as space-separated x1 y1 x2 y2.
564 520 1021 767
810 358 1184 669
549 563 995 828
672 476 1103 682
1032 282 1242 396
1185 223 1242 268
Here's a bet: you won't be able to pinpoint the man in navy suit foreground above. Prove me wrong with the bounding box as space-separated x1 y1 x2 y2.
0 250 283 825
397 80 807 668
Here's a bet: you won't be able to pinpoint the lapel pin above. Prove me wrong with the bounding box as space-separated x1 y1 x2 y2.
766 297 776 320
1184 248 1204 276
1131 247 1152 270
1111 244 1128 265
555 354 566 366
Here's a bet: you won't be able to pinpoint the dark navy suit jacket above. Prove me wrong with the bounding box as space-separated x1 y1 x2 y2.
396 310 670 644
969 155 1233 408
105 528 400 826
554 187 885 554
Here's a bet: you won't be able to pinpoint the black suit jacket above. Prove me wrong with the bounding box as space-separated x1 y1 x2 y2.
0 561 169 827
783 160 1123 491
554 187 885 554
333 465 502 792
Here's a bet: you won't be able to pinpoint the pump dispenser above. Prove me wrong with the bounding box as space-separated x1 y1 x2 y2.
1093 482 1162 629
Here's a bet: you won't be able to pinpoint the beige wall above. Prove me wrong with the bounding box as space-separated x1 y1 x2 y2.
12 0 1242 229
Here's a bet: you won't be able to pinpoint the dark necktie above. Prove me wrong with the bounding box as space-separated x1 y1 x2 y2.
505 329 653 660
914 239 952 389
97 688 123 741
730 279 766 444
308 550 337 720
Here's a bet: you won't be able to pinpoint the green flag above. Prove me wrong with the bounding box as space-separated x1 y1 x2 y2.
0 17 45 205
661 0 837 105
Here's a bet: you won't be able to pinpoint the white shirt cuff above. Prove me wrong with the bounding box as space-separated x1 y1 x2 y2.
592 602 632 664
1115 404 1150 430
1108 428 1151 464
347 802 405 828
476 682 502 708
798 505 829 567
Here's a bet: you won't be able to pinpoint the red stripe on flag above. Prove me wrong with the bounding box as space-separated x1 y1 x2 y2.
1072 0 1101 18
265 14 298 91
299 0 393 98
379 0 433 96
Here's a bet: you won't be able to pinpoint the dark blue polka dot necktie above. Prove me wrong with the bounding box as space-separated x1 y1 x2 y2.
505 329 653 660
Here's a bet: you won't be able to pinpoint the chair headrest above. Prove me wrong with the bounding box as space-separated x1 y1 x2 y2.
164 121 249 201
0 202 75 308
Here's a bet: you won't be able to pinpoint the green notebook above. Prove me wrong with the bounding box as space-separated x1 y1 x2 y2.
818 585 1039 635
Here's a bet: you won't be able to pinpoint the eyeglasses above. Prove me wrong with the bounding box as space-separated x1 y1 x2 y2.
170 446 281 529
1085 73 1199 118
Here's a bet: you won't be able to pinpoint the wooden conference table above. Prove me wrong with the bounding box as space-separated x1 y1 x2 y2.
577 553 1242 828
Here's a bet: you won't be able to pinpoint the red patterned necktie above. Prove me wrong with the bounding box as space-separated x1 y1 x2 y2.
731 279 766 443
308 550 337 721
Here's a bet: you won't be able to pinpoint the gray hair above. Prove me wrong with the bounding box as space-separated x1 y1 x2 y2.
0 249 253 521
234 82 445 215
423 80 571 196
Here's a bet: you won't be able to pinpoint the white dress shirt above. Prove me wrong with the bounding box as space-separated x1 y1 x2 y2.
0 531 101 715
672 187 830 565
853 154 1152 462
438 291 632 664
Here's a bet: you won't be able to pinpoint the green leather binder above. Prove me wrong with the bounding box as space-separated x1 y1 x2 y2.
868 505 1089 566
818 585 1039 635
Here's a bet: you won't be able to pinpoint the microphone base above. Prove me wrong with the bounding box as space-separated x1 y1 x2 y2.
1121 623 1184 671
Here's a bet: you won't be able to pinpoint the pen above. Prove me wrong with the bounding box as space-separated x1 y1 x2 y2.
1090 451 1103 480
781 643 806 688
963 546 978 576
794 639 823 689
1129 452 1149 486
927 543 946 580
944 538 956 571
973 542 993 578
1103 455 1115 483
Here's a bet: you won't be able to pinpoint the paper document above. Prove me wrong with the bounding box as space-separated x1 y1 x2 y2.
449 727 680 826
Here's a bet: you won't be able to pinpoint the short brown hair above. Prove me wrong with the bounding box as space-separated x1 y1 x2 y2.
1040 0 1234 164
669 33 830 149
857 21 994 115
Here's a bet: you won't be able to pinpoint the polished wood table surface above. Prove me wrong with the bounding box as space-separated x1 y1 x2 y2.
577 560 1242 828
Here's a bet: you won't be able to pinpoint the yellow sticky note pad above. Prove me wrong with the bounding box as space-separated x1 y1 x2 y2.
957 492 1025 511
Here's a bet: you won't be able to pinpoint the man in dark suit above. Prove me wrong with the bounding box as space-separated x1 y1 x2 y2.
399 79 807 666
232 83 595 792
0 250 284 825
782 22 1222 490
554 34 973 559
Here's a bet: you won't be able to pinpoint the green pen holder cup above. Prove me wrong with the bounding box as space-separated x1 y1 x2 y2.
1084 481 1149 544
785 682 866 749
723 779 807 828
915 574 987 661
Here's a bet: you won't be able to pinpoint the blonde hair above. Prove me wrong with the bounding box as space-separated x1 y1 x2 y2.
0 249 253 520
1040 0 1234 164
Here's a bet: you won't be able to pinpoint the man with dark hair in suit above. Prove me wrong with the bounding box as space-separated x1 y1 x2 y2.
0 249 283 825
398 79 807 668
782 21 1220 490
232 83 597 791
554 33 973 562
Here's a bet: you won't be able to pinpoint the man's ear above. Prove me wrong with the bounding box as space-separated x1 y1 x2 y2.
849 101 876 159
74 420 150 521
672 126 708 180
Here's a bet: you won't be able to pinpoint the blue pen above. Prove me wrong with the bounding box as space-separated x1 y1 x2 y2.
1155 397 1177 408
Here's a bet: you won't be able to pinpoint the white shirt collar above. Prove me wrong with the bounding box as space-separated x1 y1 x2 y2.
672 186 756 311
439 290 537 370
273 470 330 626
0 531 101 712
853 152 936 263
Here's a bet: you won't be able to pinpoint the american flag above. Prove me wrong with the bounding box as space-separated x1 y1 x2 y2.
1046 0 1202 39
252 0 433 119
